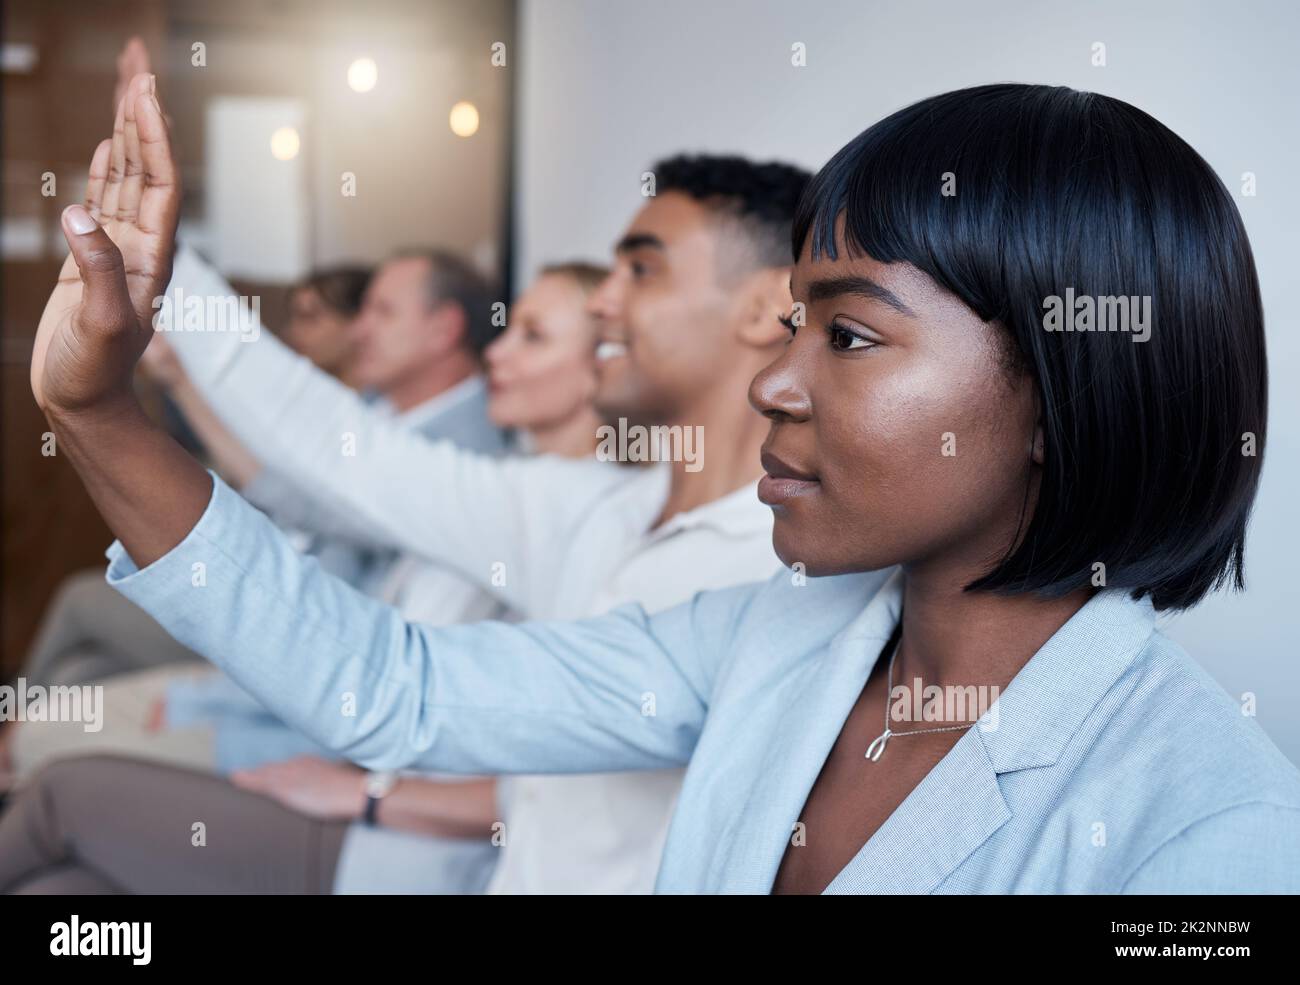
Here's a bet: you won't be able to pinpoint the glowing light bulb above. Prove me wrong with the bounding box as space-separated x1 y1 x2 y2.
449 101 479 137
348 57 378 93
270 126 300 161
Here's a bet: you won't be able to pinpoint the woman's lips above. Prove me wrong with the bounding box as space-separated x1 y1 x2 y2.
758 450 820 505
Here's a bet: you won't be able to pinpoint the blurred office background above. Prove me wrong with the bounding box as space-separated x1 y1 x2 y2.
1 0 514 684
4 0 1298 760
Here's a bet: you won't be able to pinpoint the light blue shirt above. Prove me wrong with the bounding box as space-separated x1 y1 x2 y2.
159 377 511 774
106 474 1300 893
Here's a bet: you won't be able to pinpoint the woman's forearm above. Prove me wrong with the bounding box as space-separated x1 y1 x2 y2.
106 473 709 776
48 396 214 568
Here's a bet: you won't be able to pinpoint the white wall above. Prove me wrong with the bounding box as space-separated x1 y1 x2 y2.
158 5 512 279
517 0 1300 762
206 97 309 281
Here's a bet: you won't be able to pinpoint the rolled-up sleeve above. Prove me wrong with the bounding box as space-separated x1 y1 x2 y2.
105 473 738 775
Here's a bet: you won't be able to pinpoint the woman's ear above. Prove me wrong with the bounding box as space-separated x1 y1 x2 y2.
735 266 793 348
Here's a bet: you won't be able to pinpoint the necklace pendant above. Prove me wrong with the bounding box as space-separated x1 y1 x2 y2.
865 728 892 762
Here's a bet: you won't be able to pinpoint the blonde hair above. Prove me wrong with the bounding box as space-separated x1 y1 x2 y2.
539 261 609 295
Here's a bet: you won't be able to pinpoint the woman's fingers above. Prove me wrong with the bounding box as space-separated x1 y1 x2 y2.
84 139 112 220
117 74 151 223
135 75 180 240
99 91 128 221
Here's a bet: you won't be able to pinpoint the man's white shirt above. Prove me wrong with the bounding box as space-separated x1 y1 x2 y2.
488 478 777 893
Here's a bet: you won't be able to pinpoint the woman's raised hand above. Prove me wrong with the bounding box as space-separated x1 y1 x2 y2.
31 72 180 415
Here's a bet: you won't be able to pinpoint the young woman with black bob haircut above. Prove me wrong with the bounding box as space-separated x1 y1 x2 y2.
20 77 1300 894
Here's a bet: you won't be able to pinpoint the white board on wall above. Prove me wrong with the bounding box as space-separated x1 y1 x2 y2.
205 97 309 282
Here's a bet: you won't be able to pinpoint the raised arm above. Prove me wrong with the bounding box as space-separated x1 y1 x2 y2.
159 244 624 616
32 72 211 568
107 472 729 775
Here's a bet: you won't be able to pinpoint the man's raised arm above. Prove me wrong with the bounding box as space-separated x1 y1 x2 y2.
153 270 626 613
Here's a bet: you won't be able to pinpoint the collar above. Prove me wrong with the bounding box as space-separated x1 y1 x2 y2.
647 478 771 543
973 582 1158 773
376 375 487 428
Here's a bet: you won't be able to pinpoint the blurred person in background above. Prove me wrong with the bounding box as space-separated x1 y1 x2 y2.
285 268 369 390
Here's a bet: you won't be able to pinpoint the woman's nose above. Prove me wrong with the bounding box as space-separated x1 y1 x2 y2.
748 343 812 423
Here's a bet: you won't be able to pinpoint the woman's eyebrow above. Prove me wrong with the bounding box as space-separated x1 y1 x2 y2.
805 275 916 317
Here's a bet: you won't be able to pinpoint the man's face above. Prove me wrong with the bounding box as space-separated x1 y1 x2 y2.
585 192 736 427
348 257 446 392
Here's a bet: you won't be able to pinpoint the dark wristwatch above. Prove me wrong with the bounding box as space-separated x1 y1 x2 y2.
362 770 398 826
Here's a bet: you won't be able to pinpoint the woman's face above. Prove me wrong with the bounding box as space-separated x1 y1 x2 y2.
485 273 600 431
285 286 356 377
748 229 1042 580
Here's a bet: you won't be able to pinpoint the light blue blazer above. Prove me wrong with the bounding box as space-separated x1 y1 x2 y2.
107 474 1300 893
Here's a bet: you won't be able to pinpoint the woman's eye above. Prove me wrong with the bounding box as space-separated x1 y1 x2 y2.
828 324 873 351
